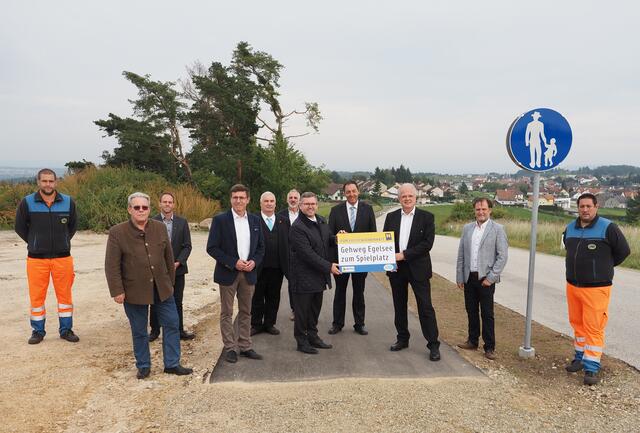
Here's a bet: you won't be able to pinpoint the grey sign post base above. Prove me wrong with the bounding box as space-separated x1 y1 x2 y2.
519 172 540 359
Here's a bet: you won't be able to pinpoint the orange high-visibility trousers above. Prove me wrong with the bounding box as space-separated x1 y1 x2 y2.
566 282 611 373
26 256 75 335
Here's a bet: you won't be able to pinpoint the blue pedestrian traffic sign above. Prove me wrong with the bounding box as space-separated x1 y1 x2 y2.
507 108 572 172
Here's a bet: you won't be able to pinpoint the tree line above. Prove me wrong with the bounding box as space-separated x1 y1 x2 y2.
74 42 329 209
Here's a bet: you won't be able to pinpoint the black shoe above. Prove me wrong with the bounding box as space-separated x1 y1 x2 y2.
264 326 280 335
565 359 583 373
137 367 151 379
390 341 409 351
309 339 332 349
28 331 44 345
60 330 79 343
164 365 193 376
584 371 600 385
297 344 319 354
149 329 160 342
180 330 195 340
429 347 441 362
225 350 238 363
354 325 369 335
240 349 264 360
328 326 342 335
250 326 263 336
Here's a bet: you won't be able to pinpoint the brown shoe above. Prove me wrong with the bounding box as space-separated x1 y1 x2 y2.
457 341 478 350
484 350 496 360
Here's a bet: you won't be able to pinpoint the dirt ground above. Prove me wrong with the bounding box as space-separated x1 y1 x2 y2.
1 230 638 433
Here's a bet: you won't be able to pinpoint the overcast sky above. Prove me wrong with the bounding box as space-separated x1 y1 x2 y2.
2 1 639 174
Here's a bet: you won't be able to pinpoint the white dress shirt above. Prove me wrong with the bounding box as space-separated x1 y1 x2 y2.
232 209 251 261
289 209 299 224
470 219 489 272
399 207 416 252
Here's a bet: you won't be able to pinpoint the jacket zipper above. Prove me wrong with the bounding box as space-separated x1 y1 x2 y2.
573 228 584 282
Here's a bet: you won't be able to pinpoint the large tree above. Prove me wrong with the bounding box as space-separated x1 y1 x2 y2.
97 72 192 182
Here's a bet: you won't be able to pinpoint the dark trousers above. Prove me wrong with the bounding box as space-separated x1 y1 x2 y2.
388 264 439 348
251 267 284 328
287 279 294 311
291 291 323 346
150 274 185 333
464 272 495 352
332 272 367 328
123 288 180 369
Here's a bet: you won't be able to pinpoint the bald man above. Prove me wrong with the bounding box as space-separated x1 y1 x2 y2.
383 183 441 361
251 191 289 336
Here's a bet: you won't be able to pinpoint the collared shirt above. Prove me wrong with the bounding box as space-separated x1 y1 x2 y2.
161 213 174 239
261 212 275 231
307 215 317 223
470 219 489 272
399 207 416 252
232 209 250 261
289 209 299 224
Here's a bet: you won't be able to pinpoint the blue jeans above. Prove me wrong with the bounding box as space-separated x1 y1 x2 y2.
123 290 180 369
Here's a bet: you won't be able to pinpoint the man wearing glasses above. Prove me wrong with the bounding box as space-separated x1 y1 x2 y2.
105 192 193 379
289 192 341 354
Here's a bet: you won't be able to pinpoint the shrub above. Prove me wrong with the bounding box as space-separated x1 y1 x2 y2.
1 167 219 231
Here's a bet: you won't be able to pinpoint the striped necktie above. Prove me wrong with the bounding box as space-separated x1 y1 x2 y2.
349 206 356 231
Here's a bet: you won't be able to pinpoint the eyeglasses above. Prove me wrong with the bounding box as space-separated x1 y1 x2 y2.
132 205 149 211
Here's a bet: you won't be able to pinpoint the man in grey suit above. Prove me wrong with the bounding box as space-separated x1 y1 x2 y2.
456 197 508 360
149 192 194 341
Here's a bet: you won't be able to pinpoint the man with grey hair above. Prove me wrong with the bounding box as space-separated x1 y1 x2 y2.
383 183 441 361
105 192 193 379
277 188 300 321
251 191 288 335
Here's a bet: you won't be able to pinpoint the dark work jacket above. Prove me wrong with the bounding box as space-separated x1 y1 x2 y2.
289 215 333 293
254 213 288 275
206 210 265 286
152 213 192 276
14 191 77 258
383 207 435 282
104 219 176 305
328 200 377 262
563 215 630 287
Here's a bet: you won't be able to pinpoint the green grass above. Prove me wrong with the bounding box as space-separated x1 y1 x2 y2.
420 204 639 270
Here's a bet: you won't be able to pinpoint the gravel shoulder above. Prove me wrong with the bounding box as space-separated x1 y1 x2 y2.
1 230 638 433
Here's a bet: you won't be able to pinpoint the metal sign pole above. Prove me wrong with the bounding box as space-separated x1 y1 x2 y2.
519 172 540 358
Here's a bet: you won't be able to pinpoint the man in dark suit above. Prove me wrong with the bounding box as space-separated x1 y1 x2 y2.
251 191 288 336
289 192 341 354
276 189 300 321
206 184 265 363
328 180 377 336
149 192 194 342
383 183 441 361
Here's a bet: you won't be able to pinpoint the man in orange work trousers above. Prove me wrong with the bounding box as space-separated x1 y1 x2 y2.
563 193 630 385
14 168 80 344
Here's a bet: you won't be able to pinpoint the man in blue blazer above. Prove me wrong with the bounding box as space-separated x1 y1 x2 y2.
206 184 265 363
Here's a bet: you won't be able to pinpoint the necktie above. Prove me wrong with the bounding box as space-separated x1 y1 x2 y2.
267 217 273 231
349 206 356 231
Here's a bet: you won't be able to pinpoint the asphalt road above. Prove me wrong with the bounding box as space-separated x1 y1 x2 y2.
210 274 482 383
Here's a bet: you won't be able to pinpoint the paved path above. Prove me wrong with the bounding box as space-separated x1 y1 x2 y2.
210 275 483 383
431 233 640 369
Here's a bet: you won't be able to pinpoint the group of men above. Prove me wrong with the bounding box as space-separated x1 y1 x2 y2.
15 169 630 385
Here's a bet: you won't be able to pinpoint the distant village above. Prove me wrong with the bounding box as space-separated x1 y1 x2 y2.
322 172 639 211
